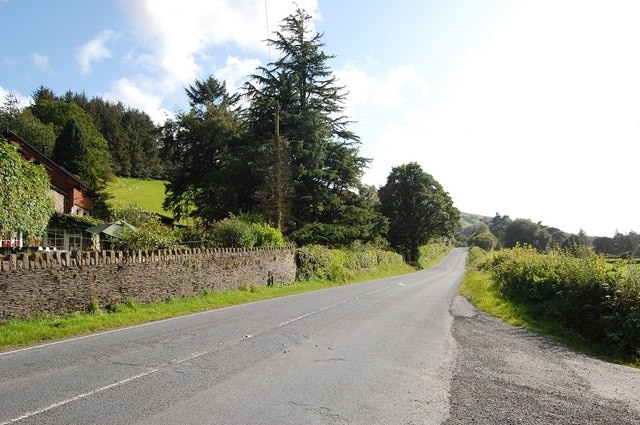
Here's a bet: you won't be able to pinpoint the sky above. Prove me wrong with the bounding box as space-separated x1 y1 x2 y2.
1 0 638 237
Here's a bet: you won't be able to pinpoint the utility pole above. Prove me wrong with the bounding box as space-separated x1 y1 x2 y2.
273 101 285 231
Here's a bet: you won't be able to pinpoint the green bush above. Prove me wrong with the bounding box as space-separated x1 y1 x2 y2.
600 263 640 359
111 204 157 227
296 244 404 282
251 222 285 247
469 231 497 251
177 216 285 249
480 245 640 361
466 246 488 270
210 218 257 248
418 242 451 269
118 219 179 251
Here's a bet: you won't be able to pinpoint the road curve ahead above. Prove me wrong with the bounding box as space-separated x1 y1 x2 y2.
0 248 467 425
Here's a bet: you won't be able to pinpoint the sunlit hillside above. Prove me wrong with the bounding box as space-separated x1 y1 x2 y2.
104 177 171 218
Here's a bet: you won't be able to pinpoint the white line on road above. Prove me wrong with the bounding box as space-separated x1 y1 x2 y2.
0 369 159 425
365 285 393 295
1 351 207 424
278 284 397 327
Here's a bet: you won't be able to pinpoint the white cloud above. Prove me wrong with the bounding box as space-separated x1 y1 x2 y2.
103 78 173 124
213 56 262 97
0 87 31 111
336 64 429 116
30 53 50 71
76 30 119 75
117 0 319 95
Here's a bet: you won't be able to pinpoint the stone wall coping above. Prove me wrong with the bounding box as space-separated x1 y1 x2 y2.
0 245 297 272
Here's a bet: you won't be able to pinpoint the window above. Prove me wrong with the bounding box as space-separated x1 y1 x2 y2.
68 232 91 250
45 230 64 250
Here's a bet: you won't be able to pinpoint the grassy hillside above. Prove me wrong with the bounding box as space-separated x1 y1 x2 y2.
105 178 490 231
460 212 490 229
104 177 171 217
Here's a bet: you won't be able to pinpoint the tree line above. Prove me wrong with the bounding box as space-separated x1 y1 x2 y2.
0 9 459 265
462 212 639 258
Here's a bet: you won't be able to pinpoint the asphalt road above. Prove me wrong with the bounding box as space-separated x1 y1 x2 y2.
0 249 466 425
2 247 639 424
446 296 640 424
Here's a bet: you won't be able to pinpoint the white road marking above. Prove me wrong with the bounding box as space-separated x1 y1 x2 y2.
0 294 301 357
1 281 402 422
278 284 398 327
365 285 393 295
0 369 158 425
278 298 357 327
1 351 207 424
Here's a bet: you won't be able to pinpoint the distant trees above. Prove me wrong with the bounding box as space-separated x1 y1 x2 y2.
469 230 498 251
5 86 164 184
593 231 640 257
86 97 163 179
0 94 56 154
0 138 54 241
378 162 459 264
29 95 114 188
488 213 511 248
503 218 551 252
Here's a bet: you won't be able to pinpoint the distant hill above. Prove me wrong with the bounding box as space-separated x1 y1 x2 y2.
459 212 491 229
104 177 171 218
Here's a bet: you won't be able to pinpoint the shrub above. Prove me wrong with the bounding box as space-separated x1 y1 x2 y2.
111 204 156 227
469 231 497 251
600 263 640 359
251 222 285 247
210 218 257 248
289 223 358 247
466 246 488 270
480 246 640 361
118 219 179 251
296 244 404 282
418 242 451 269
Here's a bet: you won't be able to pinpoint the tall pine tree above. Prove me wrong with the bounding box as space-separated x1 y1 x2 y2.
163 77 257 222
53 117 92 183
245 9 379 244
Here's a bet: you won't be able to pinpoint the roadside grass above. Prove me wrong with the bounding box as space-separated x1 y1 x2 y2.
0 262 416 351
459 269 640 369
418 242 451 269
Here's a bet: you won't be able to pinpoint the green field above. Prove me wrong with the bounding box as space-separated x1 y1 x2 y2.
104 177 170 217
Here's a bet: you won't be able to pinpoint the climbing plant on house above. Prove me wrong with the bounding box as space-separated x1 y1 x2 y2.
0 138 54 242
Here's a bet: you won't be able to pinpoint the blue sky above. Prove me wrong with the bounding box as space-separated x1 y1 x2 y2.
1 0 639 237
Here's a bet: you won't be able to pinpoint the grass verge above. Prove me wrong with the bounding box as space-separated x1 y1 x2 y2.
0 262 415 351
459 269 640 368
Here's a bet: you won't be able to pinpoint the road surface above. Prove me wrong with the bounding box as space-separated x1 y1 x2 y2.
0 249 466 424
2 247 639 424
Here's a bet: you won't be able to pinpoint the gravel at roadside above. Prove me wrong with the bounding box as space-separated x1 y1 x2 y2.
445 296 640 424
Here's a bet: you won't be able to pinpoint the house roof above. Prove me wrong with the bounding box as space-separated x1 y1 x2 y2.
2 128 95 195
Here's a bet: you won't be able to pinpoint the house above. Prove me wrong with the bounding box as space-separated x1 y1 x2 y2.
2 129 97 250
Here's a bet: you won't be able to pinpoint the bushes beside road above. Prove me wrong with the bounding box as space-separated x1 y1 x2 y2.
471 245 640 363
296 244 412 282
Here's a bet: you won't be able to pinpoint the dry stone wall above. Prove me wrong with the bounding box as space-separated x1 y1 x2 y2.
0 246 296 323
